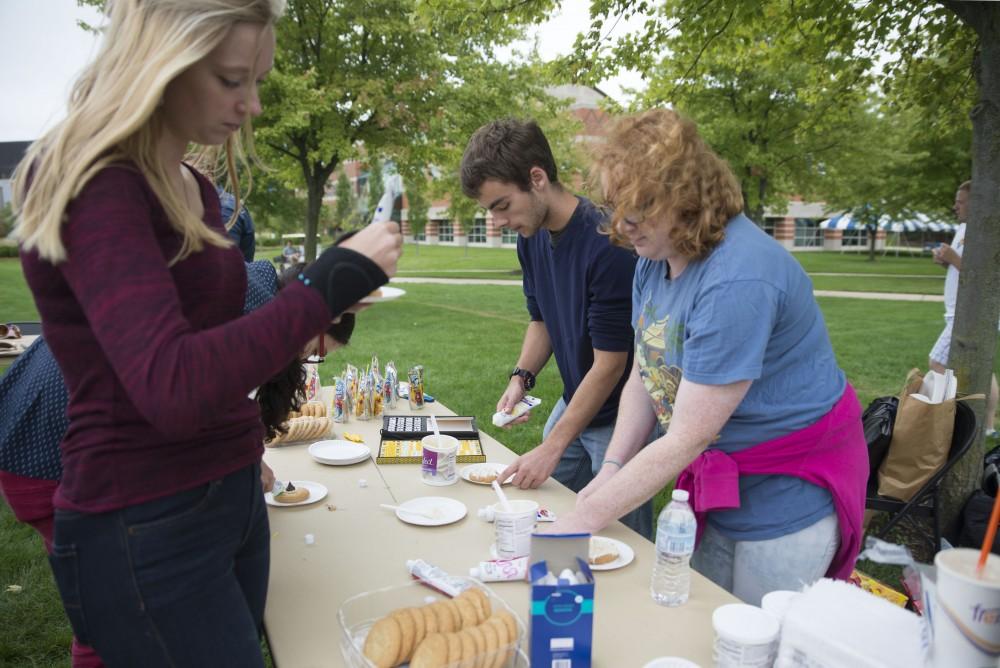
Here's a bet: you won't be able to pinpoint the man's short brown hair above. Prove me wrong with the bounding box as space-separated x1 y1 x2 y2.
460 119 559 198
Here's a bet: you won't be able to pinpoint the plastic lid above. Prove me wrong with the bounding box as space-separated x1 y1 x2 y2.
642 659 701 668
671 489 690 502
760 590 799 621
712 604 779 645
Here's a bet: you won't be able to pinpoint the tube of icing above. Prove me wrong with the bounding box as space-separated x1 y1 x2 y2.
469 557 529 582
406 559 470 598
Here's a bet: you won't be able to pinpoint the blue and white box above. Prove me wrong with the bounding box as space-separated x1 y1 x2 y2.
529 533 594 668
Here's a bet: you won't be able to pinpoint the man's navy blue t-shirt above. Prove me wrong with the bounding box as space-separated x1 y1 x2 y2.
517 197 636 427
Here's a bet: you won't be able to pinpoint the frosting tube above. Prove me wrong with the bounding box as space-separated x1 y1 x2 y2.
406 559 470 597
469 557 529 582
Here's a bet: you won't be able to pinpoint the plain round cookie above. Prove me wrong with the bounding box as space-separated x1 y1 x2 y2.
410 632 448 668
389 609 416 664
362 615 402 668
405 606 426 646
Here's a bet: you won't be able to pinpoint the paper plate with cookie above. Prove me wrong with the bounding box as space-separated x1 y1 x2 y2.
588 536 635 571
360 286 406 303
460 463 514 486
265 480 328 507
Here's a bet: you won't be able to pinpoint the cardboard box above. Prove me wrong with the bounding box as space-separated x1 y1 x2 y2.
529 534 594 668
376 414 486 464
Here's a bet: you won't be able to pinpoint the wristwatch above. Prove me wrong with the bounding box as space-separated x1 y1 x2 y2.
509 367 536 391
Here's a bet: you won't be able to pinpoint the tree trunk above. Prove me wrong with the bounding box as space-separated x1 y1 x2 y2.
303 162 336 262
940 3 1000 534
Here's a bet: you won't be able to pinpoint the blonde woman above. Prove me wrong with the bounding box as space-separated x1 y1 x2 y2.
546 109 867 606
12 1 400 664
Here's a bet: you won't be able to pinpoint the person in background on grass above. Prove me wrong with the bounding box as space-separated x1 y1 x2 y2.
460 118 653 539
929 180 999 442
10 0 401 664
546 109 867 606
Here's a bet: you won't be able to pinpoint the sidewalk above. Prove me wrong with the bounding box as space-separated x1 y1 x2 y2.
390 277 944 302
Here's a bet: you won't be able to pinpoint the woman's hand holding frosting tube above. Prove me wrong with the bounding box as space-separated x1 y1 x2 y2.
302 222 402 317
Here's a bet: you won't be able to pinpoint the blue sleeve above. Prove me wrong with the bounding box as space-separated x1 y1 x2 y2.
518 240 543 322
243 261 279 314
236 206 256 261
682 280 782 384
631 258 655 328
588 245 636 351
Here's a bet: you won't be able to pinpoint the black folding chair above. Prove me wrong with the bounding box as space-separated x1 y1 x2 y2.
865 400 978 554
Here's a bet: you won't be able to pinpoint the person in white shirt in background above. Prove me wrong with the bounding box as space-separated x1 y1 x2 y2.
929 180 999 440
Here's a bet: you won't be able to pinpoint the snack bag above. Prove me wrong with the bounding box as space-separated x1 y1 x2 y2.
332 376 348 423
384 361 398 409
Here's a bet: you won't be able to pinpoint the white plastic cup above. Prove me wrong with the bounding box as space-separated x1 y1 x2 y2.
493 499 538 560
711 603 779 668
760 590 799 628
929 547 1000 667
642 658 701 668
420 434 458 486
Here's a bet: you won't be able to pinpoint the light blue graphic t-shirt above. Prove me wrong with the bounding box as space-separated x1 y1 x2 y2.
632 214 844 540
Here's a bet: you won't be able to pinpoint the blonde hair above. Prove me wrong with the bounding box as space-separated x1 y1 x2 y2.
12 0 284 263
591 108 744 259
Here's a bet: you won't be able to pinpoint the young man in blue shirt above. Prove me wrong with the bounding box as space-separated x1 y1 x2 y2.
460 119 651 538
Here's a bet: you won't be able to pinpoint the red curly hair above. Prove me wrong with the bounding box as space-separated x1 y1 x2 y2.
591 108 743 259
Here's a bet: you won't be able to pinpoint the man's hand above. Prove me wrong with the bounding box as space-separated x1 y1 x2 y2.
495 379 531 428
934 243 959 268
499 445 562 489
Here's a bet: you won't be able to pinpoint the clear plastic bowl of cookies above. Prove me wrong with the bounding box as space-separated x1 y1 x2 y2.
338 577 528 667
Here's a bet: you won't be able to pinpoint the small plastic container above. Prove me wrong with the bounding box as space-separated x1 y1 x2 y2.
760 590 799 628
642 657 702 668
421 434 458 486
712 603 779 668
338 578 527 667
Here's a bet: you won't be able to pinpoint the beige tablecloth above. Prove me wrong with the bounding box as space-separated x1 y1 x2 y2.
262 392 737 667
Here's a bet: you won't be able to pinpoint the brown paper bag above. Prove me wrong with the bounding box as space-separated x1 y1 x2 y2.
877 368 956 502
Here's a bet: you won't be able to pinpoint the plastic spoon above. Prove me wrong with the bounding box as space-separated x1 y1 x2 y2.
380 503 441 520
491 479 512 512
429 414 443 449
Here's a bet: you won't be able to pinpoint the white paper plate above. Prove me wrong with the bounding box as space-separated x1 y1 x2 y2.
589 536 635 571
460 462 514 485
265 480 328 507
360 286 406 303
308 439 370 465
394 496 467 526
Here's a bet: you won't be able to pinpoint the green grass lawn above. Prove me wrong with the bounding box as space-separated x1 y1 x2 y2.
1 246 997 666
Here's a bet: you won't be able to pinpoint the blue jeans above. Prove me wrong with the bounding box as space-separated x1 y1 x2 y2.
48 462 270 668
545 397 654 539
691 511 839 606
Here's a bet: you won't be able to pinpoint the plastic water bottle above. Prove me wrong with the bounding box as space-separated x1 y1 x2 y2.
651 488 697 606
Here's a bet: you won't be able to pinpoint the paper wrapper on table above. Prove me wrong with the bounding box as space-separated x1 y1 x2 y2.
377 414 486 464
878 368 956 502
774 578 928 668
529 534 595 668
337 578 528 667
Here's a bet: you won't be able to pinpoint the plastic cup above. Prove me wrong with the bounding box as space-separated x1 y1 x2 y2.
492 499 538 559
929 547 1000 667
760 590 799 628
712 604 779 668
420 434 458 486
642 658 701 668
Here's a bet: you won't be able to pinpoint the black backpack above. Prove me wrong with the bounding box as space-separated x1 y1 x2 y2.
862 396 899 483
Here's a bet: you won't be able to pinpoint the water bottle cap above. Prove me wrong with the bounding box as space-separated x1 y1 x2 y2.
671 489 689 502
